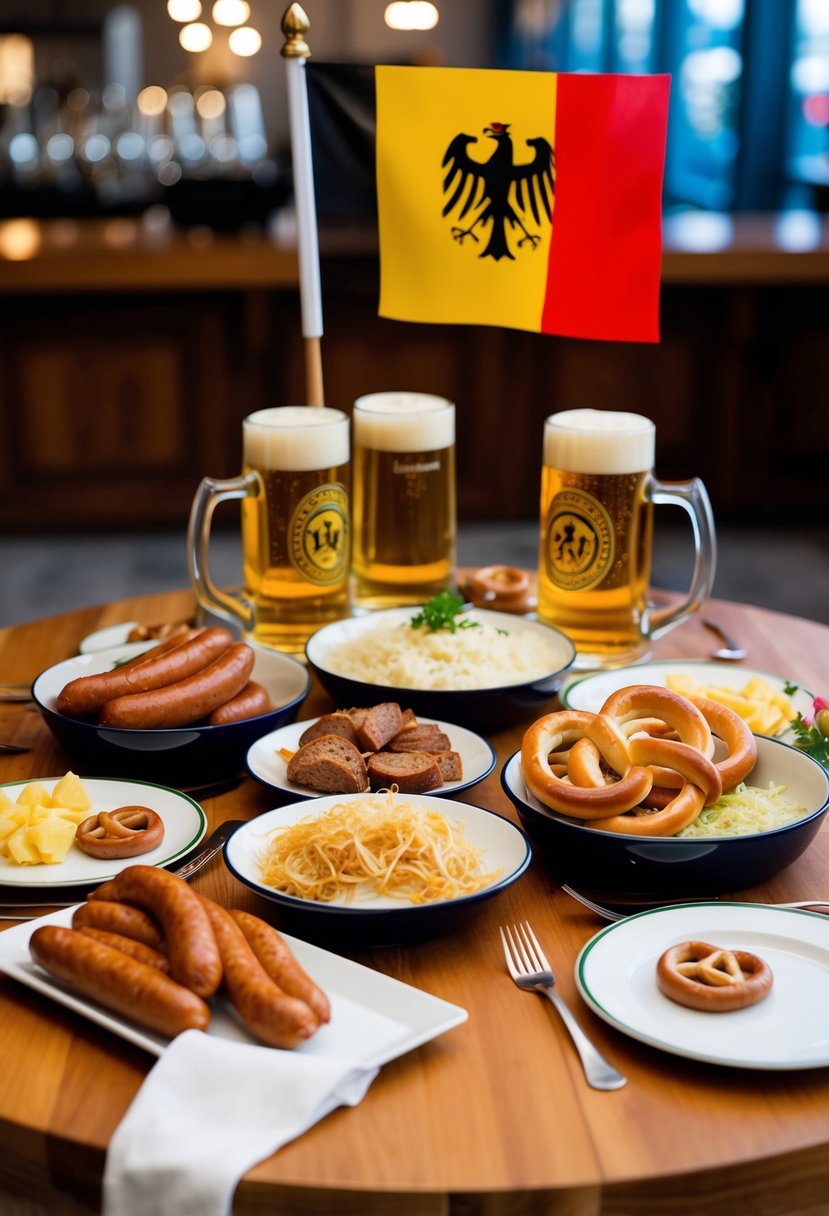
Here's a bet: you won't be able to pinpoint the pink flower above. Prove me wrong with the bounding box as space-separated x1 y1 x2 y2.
802 695 829 727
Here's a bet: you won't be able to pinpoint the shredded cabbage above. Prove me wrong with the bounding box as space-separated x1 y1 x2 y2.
677 782 806 838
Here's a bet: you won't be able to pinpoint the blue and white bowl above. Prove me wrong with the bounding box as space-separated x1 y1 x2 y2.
501 734 829 896
32 641 310 786
306 606 576 733
224 792 532 944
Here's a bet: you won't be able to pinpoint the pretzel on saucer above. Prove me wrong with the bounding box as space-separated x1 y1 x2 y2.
75 807 165 859
520 685 757 837
465 565 536 614
657 940 773 1012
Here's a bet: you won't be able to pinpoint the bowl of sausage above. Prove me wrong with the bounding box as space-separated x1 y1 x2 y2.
32 626 311 786
501 683 829 896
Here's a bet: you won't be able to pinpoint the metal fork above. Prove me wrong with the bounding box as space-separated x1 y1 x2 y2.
500 922 626 1091
561 884 829 922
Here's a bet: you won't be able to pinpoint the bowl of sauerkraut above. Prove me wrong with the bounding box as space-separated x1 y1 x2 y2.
223 790 533 943
501 734 829 896
305 601 576 732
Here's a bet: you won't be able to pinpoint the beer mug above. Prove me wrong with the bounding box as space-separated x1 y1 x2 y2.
537 409 716 670
351 392 456 609
188 406 350 654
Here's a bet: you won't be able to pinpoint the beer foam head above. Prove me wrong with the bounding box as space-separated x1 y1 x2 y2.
353 392 454 452
543 409 654 474
244 407 349 472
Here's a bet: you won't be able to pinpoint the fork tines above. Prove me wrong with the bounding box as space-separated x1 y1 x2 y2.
500 921 547 977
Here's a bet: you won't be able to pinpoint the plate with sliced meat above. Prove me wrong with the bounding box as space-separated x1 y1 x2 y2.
245 706 496 801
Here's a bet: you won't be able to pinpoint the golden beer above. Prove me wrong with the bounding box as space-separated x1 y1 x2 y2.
539 466 653 662
352 393 456 609
189 407 350 654
537 410 716 670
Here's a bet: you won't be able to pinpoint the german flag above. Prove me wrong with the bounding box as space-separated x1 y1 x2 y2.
306 64 670 344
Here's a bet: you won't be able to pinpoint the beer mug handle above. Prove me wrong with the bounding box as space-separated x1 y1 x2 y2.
644 475 717 641
187 473 258 635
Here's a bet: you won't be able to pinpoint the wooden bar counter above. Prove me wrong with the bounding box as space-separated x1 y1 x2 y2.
0 589 828 1215
0 213 827 533
1 212 828 293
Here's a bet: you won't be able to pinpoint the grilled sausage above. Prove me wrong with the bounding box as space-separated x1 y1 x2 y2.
230 908 330 1025
98 643 255 729
72 899 165 950
30 925 209 1037
97 865 222 998
206 680 272 726
57 627 234 720
75 926 170 973
200 898 319 1047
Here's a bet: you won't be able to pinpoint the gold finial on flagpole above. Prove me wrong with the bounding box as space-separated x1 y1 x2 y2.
281 4 311 59
280 3 324 405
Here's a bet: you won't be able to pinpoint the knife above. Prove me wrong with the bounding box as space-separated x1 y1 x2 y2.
166 819 244 881
0 819 245 916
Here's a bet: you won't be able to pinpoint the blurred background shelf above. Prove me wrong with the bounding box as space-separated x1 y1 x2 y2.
1 212 827 535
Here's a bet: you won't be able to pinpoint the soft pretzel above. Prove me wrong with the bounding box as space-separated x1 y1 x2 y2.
564 729 712 837
521 711 653 819
689 694 757 790
520 684 759 837
588 782 707 836
599 686 714 756
75 807 165 859
657 940 773 1012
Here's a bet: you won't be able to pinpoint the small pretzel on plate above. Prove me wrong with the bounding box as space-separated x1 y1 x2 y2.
465 565 536 614
656 940 773 1012
75 806 165 859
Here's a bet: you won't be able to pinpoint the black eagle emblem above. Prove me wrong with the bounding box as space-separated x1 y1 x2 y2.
442 123 555 262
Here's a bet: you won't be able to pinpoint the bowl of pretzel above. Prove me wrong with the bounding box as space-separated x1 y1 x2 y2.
501 683 829 895
32 628 311 786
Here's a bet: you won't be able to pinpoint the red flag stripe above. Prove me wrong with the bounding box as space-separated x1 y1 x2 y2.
541 74 670 343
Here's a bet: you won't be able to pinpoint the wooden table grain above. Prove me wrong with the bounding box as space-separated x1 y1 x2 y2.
0 590 828 1216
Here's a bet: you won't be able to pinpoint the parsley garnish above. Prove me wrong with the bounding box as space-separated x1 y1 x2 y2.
409 591 480 633
790 711 829 769
783 680 800 696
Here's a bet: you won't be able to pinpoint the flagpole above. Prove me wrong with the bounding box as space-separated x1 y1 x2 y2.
281 3 324 406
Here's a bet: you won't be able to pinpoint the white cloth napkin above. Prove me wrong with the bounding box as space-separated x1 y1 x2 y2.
103 1029 379 1216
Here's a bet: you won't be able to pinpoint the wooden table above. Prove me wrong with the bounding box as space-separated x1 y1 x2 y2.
1 590 828 1216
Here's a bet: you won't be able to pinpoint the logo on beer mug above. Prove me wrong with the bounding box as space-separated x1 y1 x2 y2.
544 488 614 592
290 484 349 585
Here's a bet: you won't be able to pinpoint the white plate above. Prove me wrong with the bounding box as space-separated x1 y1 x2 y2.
0 906 468 1062
562 661 813 739
246 716 496 800
0 777 206 887
225 793 531 915
576 902 829 1070
78 623 138 654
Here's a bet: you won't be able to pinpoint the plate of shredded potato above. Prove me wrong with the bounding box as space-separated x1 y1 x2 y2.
223 792 532 937
562 662 813 739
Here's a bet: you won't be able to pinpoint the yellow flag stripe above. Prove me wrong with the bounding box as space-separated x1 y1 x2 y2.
377 67 557 331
